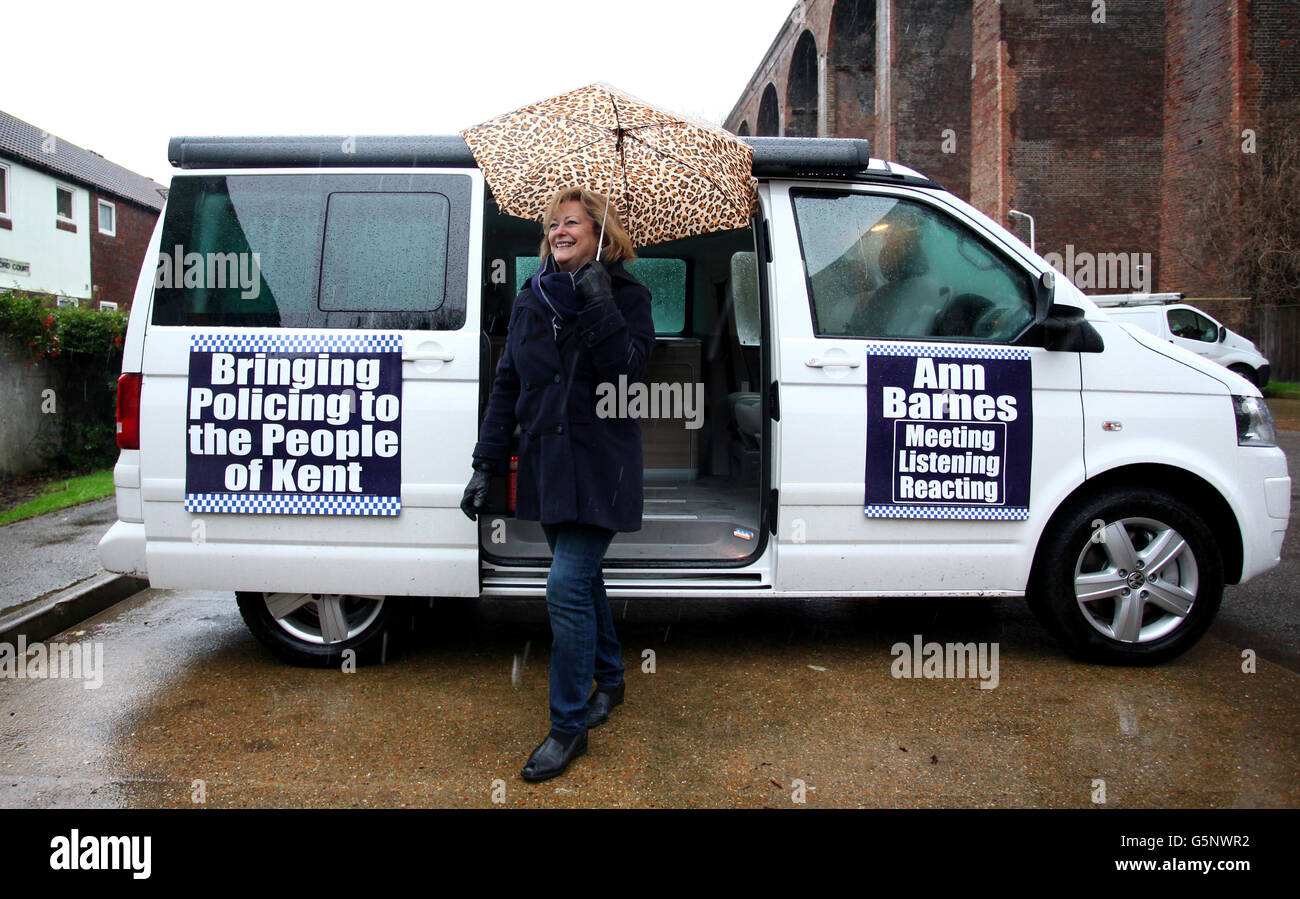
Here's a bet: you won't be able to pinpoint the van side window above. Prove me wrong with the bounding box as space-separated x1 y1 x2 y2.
514 255 688 334
321 192 450 312
152 174 470 329
791 191 1035 343
1168 308 1217 342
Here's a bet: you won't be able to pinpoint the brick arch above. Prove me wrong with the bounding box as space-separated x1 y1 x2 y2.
757 83 780 136
829 0 876 139
786 30 820 137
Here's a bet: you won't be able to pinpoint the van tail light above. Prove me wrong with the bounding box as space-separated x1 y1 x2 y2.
116 373 142 449
508 455 518 513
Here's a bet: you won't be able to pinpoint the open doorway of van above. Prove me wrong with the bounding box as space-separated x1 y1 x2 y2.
477 194 768 566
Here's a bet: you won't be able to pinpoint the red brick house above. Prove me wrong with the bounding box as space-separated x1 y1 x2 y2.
0 110 165 310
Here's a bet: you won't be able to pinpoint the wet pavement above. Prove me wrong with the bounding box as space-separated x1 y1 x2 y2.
0 497 117 625
2 586 1297 808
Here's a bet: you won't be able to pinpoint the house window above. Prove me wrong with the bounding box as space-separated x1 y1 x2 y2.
97 199 116 236
56 296 78 308
56 186 73 220
99 301 118 311
0 164 9 217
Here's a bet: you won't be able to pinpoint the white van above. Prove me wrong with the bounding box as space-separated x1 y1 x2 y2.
1093 294 1271 388
97 136 1290 668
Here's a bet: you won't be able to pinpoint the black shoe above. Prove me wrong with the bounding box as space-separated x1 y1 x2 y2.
586 681 625 729
520 729 588 782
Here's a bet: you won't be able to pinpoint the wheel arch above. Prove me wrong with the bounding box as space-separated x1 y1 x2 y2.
1029 463 1243 589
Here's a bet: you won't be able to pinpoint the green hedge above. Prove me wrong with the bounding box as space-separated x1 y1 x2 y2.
0 290 129 473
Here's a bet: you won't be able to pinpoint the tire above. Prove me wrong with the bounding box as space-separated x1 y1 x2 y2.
1028 487 1223 665
236 591 402 668
1227 364 1261 388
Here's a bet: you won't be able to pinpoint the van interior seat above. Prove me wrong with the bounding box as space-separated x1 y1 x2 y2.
726 251 762 440
728 392 762 447
853 227 950 337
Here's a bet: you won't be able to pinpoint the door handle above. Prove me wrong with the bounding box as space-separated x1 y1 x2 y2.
805 356 860 368
403 351 455 363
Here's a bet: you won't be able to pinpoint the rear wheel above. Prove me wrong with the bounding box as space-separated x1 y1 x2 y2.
236 591 400 667
1029 487 1223 664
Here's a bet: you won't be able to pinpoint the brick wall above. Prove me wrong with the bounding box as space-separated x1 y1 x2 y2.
1000 0 1165 289
891 0 972 198
969 0 1010 222
1159 0 1240 297
826 0 877 141
89 192 157 309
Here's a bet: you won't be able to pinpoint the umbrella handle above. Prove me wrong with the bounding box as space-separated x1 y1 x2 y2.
596 200 608 263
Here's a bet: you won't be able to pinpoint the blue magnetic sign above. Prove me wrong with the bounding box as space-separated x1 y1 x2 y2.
864 345 1032 520
184 333 403 515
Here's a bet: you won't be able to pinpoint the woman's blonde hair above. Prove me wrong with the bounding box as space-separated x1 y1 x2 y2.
538 187 637 264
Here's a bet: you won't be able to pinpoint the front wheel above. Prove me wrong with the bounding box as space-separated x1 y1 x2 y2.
1227 363 1263 389
236 591 400 667
1028 488 1223 665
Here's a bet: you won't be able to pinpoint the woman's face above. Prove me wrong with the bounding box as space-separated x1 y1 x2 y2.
548 200 599 273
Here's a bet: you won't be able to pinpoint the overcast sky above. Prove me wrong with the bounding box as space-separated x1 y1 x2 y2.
5 0 798 185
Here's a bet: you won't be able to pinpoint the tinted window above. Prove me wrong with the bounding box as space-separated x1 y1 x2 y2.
321 192 449 312
1168 308 1218 342
152 174 470 329
514 256 687 334
791 191 1035 343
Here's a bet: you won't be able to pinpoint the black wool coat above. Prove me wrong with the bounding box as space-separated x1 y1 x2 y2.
472 261 656 532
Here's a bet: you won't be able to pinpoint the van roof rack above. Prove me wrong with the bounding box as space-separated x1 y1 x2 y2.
168 135 478 170
167 134 942 187
1091 293 1185 307
741 137 939 187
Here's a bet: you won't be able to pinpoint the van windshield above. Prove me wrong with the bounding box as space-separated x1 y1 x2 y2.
152 173 471 330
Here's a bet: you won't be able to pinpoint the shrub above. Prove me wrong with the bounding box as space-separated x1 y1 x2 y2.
0 290 129 473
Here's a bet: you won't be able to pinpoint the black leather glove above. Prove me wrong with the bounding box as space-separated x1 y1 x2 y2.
576 260 613 311
460 467 491 520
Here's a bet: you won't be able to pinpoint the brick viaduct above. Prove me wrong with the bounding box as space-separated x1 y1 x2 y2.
725 0 1299 307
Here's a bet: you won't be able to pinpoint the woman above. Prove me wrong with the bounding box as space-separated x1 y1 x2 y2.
461 187 655 782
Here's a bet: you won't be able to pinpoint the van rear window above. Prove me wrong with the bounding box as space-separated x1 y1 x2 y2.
152 174 471 330
514 256 687 334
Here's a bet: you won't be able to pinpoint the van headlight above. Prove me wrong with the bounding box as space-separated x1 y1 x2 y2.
1233 395 1277 446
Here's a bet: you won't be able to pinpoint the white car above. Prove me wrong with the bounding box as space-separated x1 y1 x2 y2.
1094 294 1271 388
98 136 1290 668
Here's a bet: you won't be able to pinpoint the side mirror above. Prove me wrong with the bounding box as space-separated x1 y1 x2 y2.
1041 303 1104 353
1032 269 1056 321
1219 325 1227 342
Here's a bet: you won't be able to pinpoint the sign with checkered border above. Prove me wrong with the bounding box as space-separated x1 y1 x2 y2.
864 344 1032 520
184 333 403 515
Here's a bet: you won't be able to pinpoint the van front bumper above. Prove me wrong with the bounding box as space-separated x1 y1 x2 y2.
97 520 148 578
1236 446 1290 583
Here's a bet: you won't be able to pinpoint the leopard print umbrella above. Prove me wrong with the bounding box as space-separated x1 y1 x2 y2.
461 83 757 248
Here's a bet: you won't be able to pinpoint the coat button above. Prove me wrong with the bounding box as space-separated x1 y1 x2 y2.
524 381 532 390
553 374 561 383
557 426 564 434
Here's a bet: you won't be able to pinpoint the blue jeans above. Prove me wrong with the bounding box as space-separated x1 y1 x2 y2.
542 522 624 733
